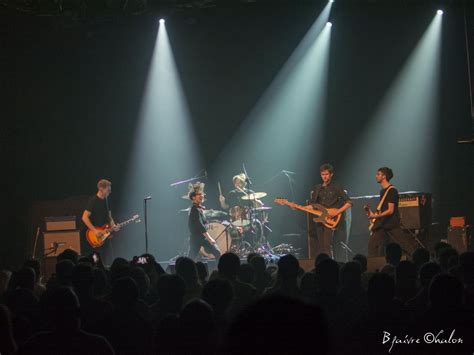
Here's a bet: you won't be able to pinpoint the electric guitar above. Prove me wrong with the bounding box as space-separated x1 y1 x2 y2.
86 214 141 248
274 198 342 229
363 205 380 234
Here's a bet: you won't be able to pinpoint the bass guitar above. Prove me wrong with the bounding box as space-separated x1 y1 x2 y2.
86 214 141 248
274 198 342 229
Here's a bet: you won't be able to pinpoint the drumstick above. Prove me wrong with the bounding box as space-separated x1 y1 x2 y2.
218 182 223 196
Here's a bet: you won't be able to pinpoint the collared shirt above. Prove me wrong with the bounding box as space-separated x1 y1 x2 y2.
188 204 207 237
311 181 351 209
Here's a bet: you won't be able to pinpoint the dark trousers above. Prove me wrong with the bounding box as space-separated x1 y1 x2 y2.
315 219 348 262
188 236 221 261
368 227 419 257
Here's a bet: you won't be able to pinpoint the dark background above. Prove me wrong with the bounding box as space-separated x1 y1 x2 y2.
2 0 473 267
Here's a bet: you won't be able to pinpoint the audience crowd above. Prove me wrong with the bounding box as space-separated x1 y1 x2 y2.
0 241 473 354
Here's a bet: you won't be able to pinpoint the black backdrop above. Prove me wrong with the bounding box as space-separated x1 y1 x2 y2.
2 1 473 267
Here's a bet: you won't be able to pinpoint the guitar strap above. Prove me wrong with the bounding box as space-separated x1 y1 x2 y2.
376 185 395 212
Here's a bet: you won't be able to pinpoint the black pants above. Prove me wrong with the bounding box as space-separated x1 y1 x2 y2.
368 227 419 257
315 219 347 262
188 236 221 261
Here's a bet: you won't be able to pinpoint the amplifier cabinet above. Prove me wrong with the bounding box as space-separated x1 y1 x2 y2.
43 230 81 257
398 193 432 230
448 227 471 253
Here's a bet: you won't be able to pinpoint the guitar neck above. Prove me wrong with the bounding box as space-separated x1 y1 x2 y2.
284 202 322 216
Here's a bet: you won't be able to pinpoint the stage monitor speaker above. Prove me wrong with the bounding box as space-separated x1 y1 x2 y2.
43 230 81 257
399 193 432 230
447 227 471 253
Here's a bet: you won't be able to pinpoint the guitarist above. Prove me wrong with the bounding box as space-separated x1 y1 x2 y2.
366 167 412 257
81 179 119 257
311 163 352 261
188 190 221 261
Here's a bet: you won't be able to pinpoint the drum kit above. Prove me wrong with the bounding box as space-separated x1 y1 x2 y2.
181 190 274 259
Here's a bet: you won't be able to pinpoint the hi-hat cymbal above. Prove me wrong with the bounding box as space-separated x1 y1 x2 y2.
241 192 267 200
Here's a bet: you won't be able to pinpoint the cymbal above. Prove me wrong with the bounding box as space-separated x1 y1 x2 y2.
254 206 272 211
241 192 267 200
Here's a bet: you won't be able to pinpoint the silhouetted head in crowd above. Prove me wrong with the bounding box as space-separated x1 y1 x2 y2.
429 273 464 309
56 260 75 285
196 261 208 284
47 286 81 331
72 263 94 296
180 299 214 326
353 254 368 273
367 272 395 311
315 258 339 294
277 254 299 282
434 241 451 260
202 279 234 317
130 267 151 300
340 261 362 290
180 300 216 352
385 243 402 266
438 247 459 271
419 262 442 289
9 266 35 291
110 258 131 284
395 260 417 301
225 296 329 354
92 267 108 297
246 253 258 264
156 274 186 311
459 251 474 285
111 277 138 309
175 257 199 289
23 259 41 283
238 264 255 284
0 304 17 355
315 253 330 269
249 255 266 274
57 249 79 265
412 248 430 270
218 253 241 280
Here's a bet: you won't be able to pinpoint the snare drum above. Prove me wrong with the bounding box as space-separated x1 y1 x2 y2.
200 221 231 259
229 206 250 227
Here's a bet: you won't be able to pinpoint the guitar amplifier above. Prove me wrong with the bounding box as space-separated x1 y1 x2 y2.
398 193 432 230
43 230 81 257
45 216 77 231
448 226 471 253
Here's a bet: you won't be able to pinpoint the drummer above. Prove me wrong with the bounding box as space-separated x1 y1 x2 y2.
219 173 262 210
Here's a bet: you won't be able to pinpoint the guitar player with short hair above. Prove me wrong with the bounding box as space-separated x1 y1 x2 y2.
366 167 418 257
81 179 119 258
311 163 352 261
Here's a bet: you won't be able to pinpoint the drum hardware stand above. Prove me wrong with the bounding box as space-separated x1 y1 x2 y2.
339 241 355 257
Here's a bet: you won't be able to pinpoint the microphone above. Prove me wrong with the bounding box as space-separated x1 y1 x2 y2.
52 242 66 248
144 196 152 201
282 170 296 175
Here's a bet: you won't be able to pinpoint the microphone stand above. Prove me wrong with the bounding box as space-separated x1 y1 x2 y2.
170 169 207 187
144 197 151 254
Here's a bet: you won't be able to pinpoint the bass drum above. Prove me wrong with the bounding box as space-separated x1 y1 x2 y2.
200 221 231 259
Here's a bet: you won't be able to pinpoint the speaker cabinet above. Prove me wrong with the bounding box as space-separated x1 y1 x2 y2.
448 227 471 253
43 230 81 257
398 193 432 230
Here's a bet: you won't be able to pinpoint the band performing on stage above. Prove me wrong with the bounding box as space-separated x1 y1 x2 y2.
79 163 423 262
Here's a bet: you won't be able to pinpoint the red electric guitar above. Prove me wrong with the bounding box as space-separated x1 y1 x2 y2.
86 214 140 248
